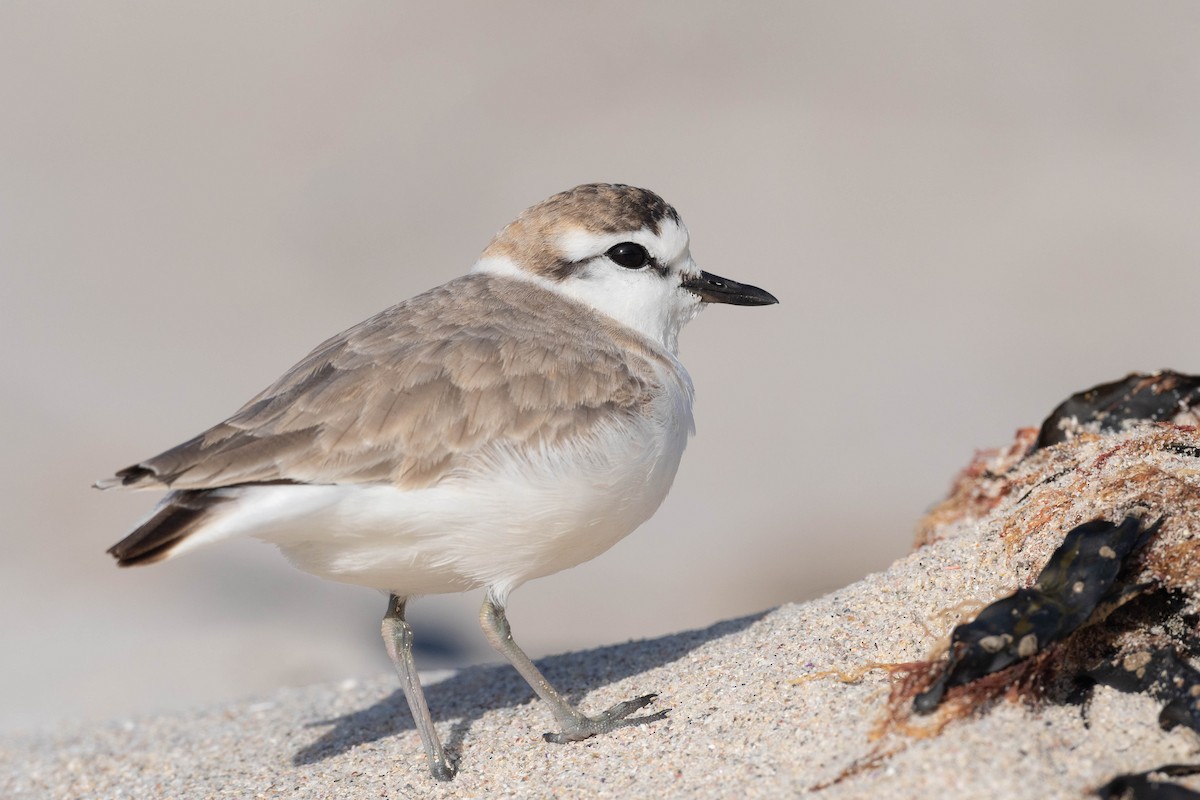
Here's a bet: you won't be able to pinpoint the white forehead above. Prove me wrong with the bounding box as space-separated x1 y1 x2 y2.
556 218 691 265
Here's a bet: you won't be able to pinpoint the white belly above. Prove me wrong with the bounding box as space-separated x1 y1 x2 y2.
178 374 694 604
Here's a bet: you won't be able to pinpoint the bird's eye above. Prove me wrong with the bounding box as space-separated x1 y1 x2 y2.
605 242 651 269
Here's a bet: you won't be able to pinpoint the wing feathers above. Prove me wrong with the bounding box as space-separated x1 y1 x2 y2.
98 274 665 493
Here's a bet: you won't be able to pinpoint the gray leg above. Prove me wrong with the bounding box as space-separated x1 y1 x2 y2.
479 593 667 744
381 594 456 781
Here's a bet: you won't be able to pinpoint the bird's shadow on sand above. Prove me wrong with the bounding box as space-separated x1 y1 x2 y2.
292 610 767 767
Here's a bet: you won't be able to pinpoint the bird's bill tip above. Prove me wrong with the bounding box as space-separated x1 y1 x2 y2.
682 271 778 306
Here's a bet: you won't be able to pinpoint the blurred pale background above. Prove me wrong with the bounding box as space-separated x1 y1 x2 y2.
3 2 1199 733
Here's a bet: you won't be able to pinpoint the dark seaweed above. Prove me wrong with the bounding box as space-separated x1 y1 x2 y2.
1036 371 1200 450
1164 443 1200 459
1095 764 1200 799
914 517 1160 713
1090 647 1200 734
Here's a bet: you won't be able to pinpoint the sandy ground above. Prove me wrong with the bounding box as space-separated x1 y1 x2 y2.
6 526 1199 799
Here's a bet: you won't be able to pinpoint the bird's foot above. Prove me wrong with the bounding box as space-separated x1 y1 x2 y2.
428 753 458 782
543 693 668 744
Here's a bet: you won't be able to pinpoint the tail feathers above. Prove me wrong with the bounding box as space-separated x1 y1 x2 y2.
107 490 231 566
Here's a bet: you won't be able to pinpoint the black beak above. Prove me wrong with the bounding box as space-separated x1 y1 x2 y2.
682 271 779 306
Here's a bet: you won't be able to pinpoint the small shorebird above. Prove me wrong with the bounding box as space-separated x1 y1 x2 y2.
98 183 778 779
